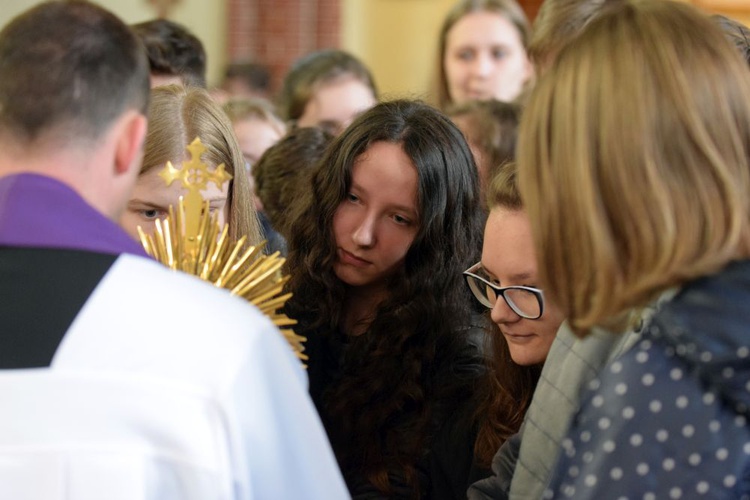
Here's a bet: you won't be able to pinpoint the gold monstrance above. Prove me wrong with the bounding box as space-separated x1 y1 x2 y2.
137 138 306 362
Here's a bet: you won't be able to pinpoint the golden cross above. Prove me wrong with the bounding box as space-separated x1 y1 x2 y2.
158 137 232 250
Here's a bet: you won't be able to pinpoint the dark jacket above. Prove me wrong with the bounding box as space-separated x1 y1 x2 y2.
306 317 492 499
546 260 750 498
258 211 287 256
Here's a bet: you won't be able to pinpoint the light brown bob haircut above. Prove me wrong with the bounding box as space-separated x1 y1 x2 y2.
518 0 750 334
142 84 262 247
527 0 626 71
712 14 750 68
436 0 530 110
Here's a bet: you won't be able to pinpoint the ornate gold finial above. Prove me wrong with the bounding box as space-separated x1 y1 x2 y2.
138 138 306 362
159 138 232 256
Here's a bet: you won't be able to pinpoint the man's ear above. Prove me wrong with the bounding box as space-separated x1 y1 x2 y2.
114 110 148 176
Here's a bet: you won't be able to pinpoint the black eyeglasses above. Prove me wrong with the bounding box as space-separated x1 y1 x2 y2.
463 262 545 319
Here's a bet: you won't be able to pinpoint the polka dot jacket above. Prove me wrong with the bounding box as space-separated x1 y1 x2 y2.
545 260 750 499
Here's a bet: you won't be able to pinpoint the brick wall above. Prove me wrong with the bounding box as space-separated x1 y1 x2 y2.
517 0 544 21
227 0 341 97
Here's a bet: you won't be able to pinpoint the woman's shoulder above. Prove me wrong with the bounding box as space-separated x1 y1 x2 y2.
546 331 750 498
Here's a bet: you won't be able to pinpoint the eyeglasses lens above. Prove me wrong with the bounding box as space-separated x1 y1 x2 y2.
467 275 541 318
504 288 541 318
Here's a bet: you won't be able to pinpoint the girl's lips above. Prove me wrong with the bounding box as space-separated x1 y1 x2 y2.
339 249 371 267
465 89 489 99
503 332 536 344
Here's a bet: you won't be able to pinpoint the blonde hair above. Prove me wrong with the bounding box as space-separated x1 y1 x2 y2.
518 0 750 334
436 0 530 110
142 85 262 247
222 97 287 136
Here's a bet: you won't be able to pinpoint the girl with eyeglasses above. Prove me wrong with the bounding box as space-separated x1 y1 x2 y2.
463 164 565 491
464 163 565 367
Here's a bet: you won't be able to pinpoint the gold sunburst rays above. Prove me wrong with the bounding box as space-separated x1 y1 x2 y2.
137 138 306 362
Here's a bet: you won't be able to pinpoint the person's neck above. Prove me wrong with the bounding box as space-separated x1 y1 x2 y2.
0 148 78 192
0 134 86 185
341 284 389 337
0 135 119 221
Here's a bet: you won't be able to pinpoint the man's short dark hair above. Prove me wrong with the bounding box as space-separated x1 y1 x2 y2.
0 0 150 142
131 19 207 88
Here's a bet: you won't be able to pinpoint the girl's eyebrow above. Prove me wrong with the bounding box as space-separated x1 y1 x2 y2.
349 182 419 217
508 272 534 282
128 199 168 210
479 265 534 284
204 196 227 203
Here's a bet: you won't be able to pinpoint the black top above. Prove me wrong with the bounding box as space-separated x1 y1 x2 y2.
0 247 115 368
306 318 492 499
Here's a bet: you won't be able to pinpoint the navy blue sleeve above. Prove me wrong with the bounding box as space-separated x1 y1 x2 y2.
545 335 750 499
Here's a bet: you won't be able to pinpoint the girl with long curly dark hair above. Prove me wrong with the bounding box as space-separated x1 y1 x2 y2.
284 99 500 498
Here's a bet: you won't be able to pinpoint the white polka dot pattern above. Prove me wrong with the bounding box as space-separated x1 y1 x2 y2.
545 326 750 498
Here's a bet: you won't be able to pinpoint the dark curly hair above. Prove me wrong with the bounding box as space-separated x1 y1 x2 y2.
284 99 485 496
